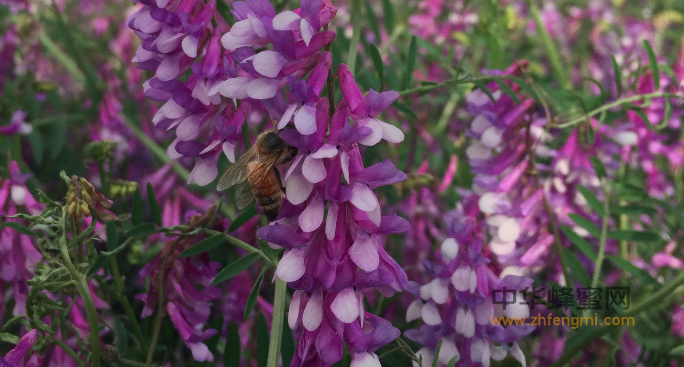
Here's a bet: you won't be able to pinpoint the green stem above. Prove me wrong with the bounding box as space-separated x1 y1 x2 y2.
59 215 101 367
119 358 149 367
242 121 252 149
346 0 362 75
31 113 89 127
48 336 86 367
528 0 569 89
591 182 611 289
121 114 190 182
145 265 167 367
202 228 275 266
551 270 684 367
558 92 683 128
110 257 148 351
266 278 287 367
378 25 405 56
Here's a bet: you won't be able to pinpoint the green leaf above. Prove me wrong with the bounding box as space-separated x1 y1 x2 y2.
589 157 606 178
125 222 157 238
212 253 261 286
402 36 417 90
87 255 110 276
493 79 520 104
562 248 592 287
629 106 652 129
610 205 657 216
658 64 679 89
0 222 36 236
27 129 44 166
560 225 596 262
392 101 417 120
229 206 258 232
607 230 661 243
364 2 380 45
244 266 267 322
432 339 442 367
611 56 622 98
68 216 98 246
0 332 20 344
38 31 86 84
670 345 684 356
564 325 595 348
608 256 660 287
446 355 459 367
281 318 295 367
133 188 143 226
106 221 118 251
113 318 129 357
224 322 240 367
577 186 604 217
643 40 660 90
147 183 162 226
369 43 384 91
381 0 396 33
471 80 496 103
568 213 601 238
179 234 226 258
656 97 672 130
256 313 269 367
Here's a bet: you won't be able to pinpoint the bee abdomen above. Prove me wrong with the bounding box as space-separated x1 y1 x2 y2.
258 196 282 220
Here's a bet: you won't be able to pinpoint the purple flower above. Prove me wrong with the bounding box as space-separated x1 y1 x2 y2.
404 196 533 366
131 0 338 186
0 162 43 317
136 208 225 362
255 63 408 365
0 111 32 136
1 329 37 366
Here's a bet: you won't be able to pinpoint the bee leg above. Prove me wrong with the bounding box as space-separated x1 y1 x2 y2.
274 167 286 194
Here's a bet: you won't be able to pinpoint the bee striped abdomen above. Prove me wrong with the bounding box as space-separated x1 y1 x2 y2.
247 162 282 220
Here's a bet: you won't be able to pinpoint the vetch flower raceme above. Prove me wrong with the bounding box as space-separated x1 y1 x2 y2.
404 196 534 367
136 207 226 362
130 0 338 186
254 63 409 365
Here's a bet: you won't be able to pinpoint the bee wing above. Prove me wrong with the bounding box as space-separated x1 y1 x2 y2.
235 180 256 209
217 147 257 191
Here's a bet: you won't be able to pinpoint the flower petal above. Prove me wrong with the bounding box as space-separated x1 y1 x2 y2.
276 248 306 282
247 78 281 99
349 231 379 272
421 302 442 325
302 155 326 183
302 290 324 331
273 11 301 30
288 290 303 329
331 288 359 323
350 183 378 212
253 50 287 78
299 193 324 232
294 104 317 135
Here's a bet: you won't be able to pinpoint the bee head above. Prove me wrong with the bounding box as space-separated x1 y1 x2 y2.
263 131 284 153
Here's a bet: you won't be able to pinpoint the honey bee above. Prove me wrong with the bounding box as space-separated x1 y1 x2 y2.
217 129 298 220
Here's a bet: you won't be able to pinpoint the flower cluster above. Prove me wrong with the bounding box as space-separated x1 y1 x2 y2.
136 206 226 361
247 63 408 366
129 0 337 185
404 195 534 366
0 162 43 318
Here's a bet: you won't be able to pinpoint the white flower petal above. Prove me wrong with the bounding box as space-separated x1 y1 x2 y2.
350 183 378 212
272 11 301 30
349 233 379 272
288 290 303 329
294 104 317 135
302 155 326 183
331 288 359 323
276 248 306 282
406 300 423 322
302 291 323 331
421 302 442 325
440 238 459 262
